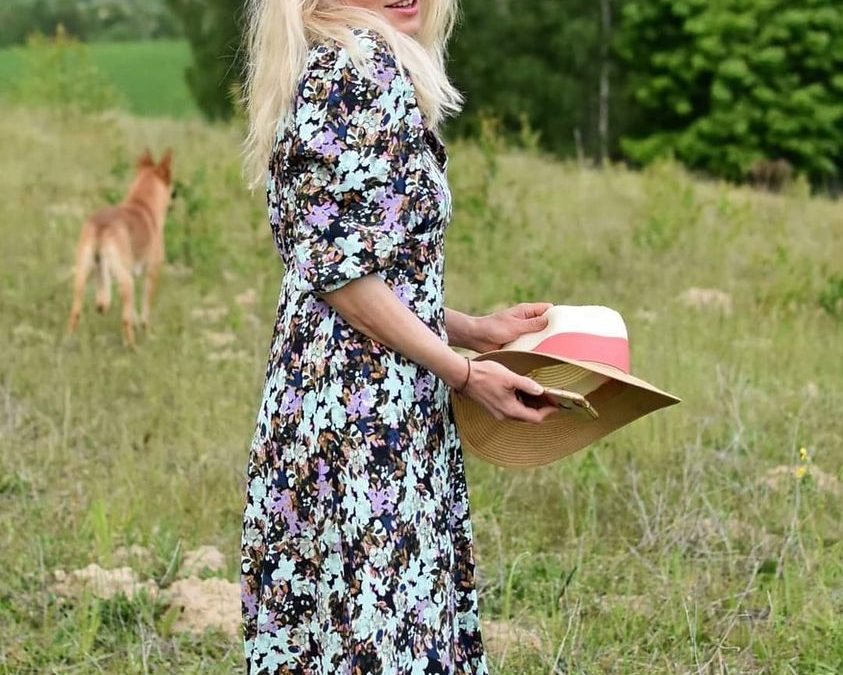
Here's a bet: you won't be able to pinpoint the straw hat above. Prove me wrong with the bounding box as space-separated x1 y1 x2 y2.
451 305 680 468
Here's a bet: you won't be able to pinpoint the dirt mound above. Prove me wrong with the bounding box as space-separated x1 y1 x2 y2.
191 306 229 322
762 465 841 495
235 288 257 307
679 287 733 313
113 544 154 566
180 545 227 577
481 619 543 656
165 576 240 637
203 330 237 348
52 564 157 601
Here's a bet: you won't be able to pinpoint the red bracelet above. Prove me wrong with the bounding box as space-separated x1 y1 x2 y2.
454 357 471 394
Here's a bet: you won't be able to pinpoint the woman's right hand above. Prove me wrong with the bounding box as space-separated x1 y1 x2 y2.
460 359 559 424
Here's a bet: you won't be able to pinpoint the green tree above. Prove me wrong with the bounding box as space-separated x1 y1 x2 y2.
165 0 244 121
619 0 843 184
0 1 181 46
447 0 617 160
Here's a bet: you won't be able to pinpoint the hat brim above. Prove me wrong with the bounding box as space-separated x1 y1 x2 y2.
451 350 681 469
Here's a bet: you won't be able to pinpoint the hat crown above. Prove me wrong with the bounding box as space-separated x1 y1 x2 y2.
503 305 631 373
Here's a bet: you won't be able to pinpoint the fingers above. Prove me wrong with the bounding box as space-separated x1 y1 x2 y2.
529 315 549 331
515 302 554 319
515 374 544 396
508 401 558 424
486 398 557 423
472 361 559 424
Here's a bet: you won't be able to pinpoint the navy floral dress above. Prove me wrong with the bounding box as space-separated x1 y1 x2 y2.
240 27 488 674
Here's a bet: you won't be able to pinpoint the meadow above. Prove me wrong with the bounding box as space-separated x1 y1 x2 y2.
0 95 841 674
0 39 197 118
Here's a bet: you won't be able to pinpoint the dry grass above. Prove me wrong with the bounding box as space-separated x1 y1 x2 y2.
0 105 841 673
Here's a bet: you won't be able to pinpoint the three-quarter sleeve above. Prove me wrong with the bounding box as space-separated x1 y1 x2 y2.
287 30 420 295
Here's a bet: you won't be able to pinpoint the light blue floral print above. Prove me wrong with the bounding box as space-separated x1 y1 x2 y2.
241 26 488 675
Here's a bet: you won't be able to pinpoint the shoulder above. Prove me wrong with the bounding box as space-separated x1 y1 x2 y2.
302 27 413 105
291 27 423 152
309 27 397 76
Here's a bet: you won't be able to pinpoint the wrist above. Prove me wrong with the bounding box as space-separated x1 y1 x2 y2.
441 351 471 390
459 314 490 353
445 308 486 352
465 315 484 352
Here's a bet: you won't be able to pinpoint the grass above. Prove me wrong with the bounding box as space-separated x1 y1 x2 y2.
0 103 841 673
0 39 197 118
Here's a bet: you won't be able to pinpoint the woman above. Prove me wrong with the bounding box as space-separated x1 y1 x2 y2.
240 1 558 672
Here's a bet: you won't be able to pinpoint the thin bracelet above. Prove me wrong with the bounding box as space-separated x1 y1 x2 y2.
454 357 471 394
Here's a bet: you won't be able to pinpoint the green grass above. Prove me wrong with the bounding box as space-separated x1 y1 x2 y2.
0 104 841 673
0 39 197 118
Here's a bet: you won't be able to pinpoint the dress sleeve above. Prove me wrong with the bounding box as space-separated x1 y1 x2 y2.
287 31 420 295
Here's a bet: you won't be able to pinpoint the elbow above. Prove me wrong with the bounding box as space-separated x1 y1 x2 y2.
319 285 371 335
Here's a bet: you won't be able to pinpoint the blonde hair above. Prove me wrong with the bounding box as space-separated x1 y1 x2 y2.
242 0 463 188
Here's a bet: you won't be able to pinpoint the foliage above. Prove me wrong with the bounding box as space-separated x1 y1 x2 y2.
447 0 612 160
165 167 226 281
0 0 181 47
0 39 197 118
632 159 701 252
819 275 843 319
10 26 121 113
164 0 245 121
619 0 843 184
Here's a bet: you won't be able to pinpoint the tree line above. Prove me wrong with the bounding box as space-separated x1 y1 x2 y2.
0 1 181 45
6 0 842 187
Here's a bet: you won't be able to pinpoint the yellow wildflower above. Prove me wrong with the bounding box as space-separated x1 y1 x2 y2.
794 465 807 480
799 447 809 462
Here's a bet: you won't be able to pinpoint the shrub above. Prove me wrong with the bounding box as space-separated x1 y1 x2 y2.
11 25 122 114
618 0 843 185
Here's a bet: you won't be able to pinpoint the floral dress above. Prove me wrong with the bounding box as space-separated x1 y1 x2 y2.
240 27 488 675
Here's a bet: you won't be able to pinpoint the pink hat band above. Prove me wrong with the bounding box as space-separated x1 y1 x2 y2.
501 305 632 373
532 333 631 374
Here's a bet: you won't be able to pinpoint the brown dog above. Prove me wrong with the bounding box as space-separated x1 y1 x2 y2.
67 149 174 346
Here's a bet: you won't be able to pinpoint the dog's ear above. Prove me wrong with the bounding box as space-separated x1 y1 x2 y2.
138 149 154 167
158 149 173 183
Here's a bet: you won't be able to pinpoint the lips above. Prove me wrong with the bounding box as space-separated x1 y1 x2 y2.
385 0 418 13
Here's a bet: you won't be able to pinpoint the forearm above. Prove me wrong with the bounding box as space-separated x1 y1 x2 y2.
444 307 481 351
320 276 469 388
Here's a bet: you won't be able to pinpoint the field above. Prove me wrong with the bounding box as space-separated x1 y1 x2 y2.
0 40 197 118
0 100 841 675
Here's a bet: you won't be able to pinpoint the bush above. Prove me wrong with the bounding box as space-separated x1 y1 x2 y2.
618 0 843 185
0 0 181 47
11 25 122 114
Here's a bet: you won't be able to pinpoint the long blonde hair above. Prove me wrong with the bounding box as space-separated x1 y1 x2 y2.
242 0 463 188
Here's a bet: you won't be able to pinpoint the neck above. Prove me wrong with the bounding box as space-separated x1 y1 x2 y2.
124 181 168 230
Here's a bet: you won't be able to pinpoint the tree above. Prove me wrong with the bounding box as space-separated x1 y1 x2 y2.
165 0 245 121
447 0 613 160
0 1 181 46
618 0 843 184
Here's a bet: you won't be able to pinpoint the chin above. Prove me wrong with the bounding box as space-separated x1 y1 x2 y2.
394 19 422 36
384 0 422 35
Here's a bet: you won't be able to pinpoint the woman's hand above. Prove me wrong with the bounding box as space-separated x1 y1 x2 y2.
460 359 559 424
321 284 558 425
470 302 554 353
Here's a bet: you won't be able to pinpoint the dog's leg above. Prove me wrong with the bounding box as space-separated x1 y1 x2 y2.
103 243 137 347
95 254 112 313
141 259 162 330
67 234 95 334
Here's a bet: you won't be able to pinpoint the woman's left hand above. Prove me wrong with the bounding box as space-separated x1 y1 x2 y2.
471 302 554 353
